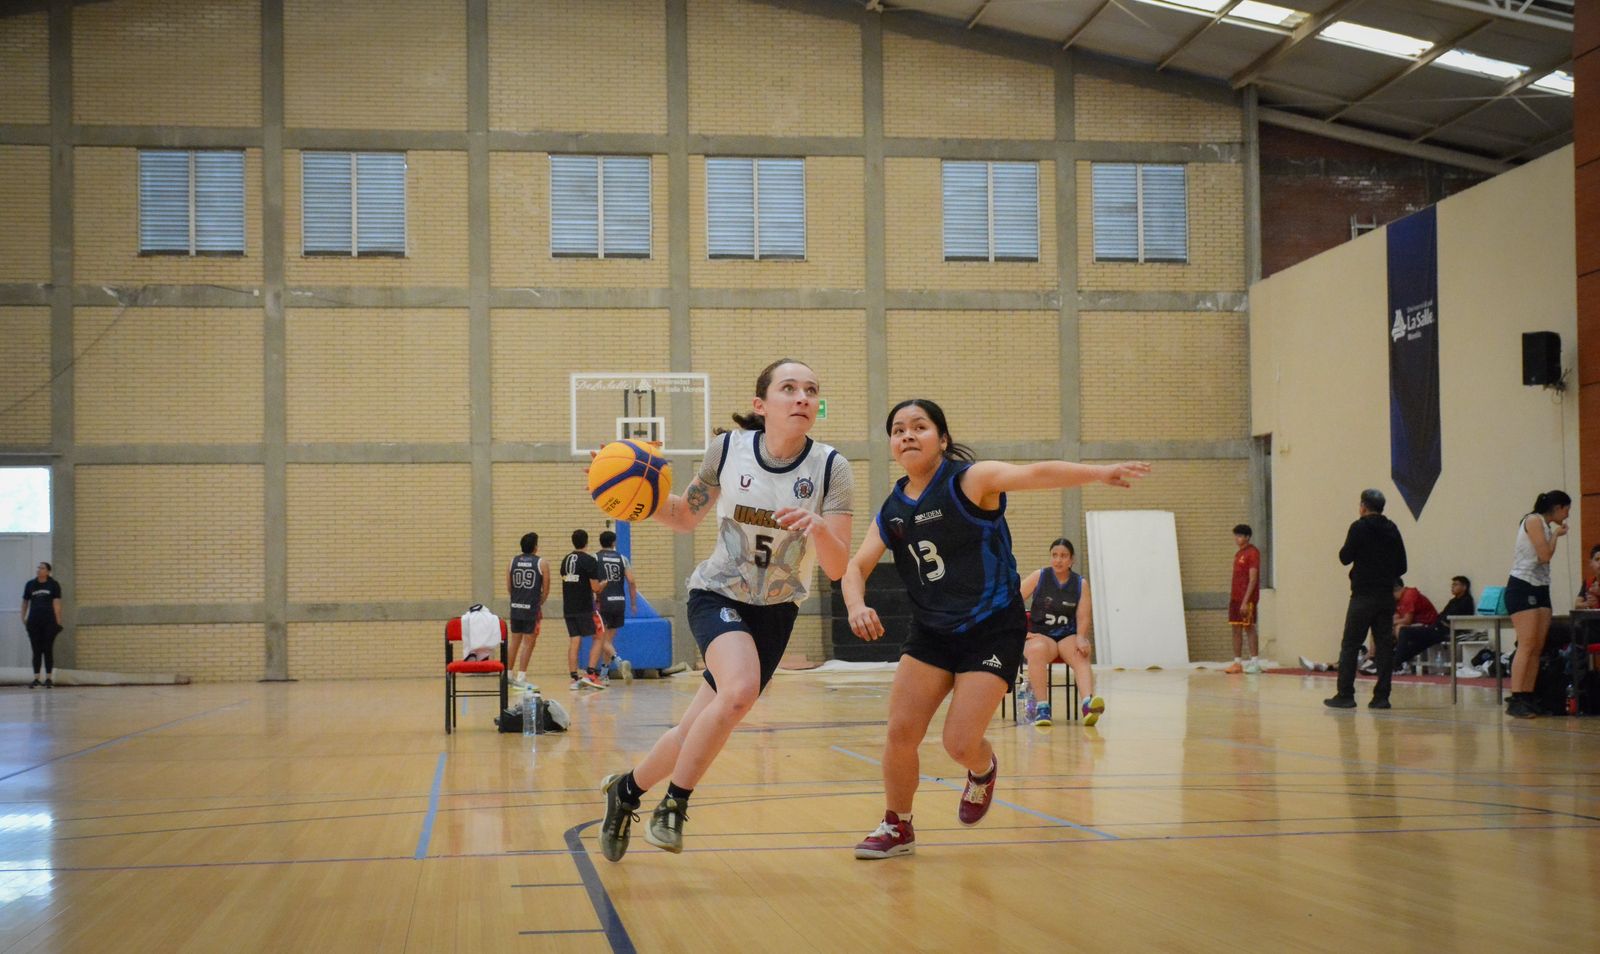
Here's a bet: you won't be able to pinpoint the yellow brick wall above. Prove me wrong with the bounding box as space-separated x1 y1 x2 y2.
1004 487 1072 580
687 0 862 137
283 0 465 130
76 623 265 682
76 464 265 604
490 0 666 134
492 462 676 615
285 464 471 603
688 310 868 448
885 311 1060 441
0 12 49 125
490 309 673 443
1079 311 1248 442
883 33 1054 140
73 147 266 285
74 308 264 444
285 309 468 443
0 146 51 282
0 308 52 445
1077 161 1245 292
1185 609 1232 664
885 158 1058 291
489 153 669 288
688 157 865 289
284 150 468 286
288 620 439 680
73 0 261 126
1080 458 1249 597
1075 74 1242 143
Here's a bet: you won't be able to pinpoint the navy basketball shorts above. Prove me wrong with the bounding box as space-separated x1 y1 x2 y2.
599 609 626 632
687 588 799 695
509 611 539 635
565 613 597 637
1504 576 1552 612
902 598 1028 685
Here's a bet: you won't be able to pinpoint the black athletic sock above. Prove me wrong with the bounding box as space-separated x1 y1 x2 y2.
587 667 601 678
618 771 645 805
666 781 693 804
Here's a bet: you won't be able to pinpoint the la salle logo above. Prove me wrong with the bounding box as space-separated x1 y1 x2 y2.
793 477 815 500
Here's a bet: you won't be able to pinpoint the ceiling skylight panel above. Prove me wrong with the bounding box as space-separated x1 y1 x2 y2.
1434 49 1526 81
1229 2 1305 27
1318 21 1431 59
1530 70 1573 96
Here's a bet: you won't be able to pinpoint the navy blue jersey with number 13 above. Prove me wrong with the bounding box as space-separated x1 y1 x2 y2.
875 458 1021 634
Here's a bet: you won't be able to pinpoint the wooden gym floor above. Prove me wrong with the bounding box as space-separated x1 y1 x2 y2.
1 668 1597 953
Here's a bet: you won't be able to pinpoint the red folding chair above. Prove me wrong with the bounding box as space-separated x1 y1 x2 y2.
444 616 509 734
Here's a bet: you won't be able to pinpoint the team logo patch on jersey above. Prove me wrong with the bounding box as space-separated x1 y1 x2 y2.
793 477 815 500
885 516 907 542
739 474 753 490
982 654 1002 669
719 607 743 623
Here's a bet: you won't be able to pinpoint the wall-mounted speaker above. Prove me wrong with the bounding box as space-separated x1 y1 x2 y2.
1522 331 1560 387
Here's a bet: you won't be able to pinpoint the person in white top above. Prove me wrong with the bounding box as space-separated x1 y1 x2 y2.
1504 489 1570 719
597 358 855 861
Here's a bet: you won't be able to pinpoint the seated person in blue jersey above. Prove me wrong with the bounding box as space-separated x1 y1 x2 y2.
1019 538 1102 726
843 398 1149 860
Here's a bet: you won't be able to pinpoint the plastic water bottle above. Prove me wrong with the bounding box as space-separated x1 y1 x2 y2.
1019 677 1036 723
531 692 547 736
521 690 539 738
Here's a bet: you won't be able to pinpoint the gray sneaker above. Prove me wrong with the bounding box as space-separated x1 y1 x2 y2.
643 795 688 854
599 773 640 863
617 659 634 683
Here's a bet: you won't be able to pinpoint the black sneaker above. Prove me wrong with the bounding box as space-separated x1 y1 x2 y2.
643 795 688 854
1368 698 1391 709
1505 696 1539 719
29 679 40 689
598 773 641 863
1323 695 1357 709
43 678 53 689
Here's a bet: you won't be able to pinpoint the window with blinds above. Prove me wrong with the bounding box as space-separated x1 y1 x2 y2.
705 157 805 260
138 150 245 255
1091 163 1188 264
941 161 1038 263
549 155 652 259
301 151 407 257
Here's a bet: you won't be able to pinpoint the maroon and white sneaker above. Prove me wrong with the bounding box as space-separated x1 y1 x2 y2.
958 756 997 827
854 810 915 859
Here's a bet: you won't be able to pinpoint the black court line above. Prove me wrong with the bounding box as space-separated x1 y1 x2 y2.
512 882 584 888
0 702 243 784
519 929 605 936
562 819 636 954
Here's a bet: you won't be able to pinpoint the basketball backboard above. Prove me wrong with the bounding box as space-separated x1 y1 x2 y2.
569 372 711 457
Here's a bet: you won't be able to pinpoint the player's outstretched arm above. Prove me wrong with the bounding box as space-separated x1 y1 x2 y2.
962 460 1150 504
842 530 887 641
651 475 719 533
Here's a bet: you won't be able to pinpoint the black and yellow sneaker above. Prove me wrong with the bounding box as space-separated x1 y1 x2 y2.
599 773 641 863
643 795 688 854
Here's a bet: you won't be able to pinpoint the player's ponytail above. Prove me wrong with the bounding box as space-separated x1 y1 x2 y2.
720 357 812 433
884 398 976 462
1532 490 1571 516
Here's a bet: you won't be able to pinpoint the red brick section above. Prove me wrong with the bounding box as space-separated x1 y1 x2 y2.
1578 4 1600 550
1258 125 1488 278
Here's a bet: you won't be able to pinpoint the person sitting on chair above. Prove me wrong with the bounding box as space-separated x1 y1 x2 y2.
1394 576 1473 672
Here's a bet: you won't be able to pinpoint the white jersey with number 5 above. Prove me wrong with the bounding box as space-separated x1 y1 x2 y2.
686 430 842 606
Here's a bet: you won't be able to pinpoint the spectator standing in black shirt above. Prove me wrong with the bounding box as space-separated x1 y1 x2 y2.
21 562 63 689
561 529 606 690
1327 489 1407 710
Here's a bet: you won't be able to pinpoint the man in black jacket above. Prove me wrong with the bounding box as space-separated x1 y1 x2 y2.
1327 489 1407 710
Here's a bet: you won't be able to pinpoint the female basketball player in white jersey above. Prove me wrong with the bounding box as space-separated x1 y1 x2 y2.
844 398 1147 859
598 359 854 861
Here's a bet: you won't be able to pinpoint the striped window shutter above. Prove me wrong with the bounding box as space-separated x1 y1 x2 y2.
942 161 989 261
1140 165 1188 263
600 156 651 258
139 150 191 253
356 153 406 255
991 162 1039 262
1091 163 1139 262
756 158 805 260
194 151 245 254
303 152 353 254
706 158 755 258
551 155 600 257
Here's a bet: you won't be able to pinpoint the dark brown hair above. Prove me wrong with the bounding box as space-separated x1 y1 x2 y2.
718 357 814 433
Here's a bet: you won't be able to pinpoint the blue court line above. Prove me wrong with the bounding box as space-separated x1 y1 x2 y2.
0 702 243 784
413 752 447 860
561 820 636 954
829 745 1120 840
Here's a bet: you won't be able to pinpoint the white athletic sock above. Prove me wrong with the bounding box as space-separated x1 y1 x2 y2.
1250 656 1258 665
1233 656 1242 665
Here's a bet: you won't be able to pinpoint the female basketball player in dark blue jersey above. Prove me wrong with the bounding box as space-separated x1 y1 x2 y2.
844 399 1148 859
1020 538 1101 727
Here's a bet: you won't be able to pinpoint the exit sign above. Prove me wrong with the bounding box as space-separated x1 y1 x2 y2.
817 399 828 420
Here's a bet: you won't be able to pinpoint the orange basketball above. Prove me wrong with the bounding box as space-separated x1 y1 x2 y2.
587 440 673 522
